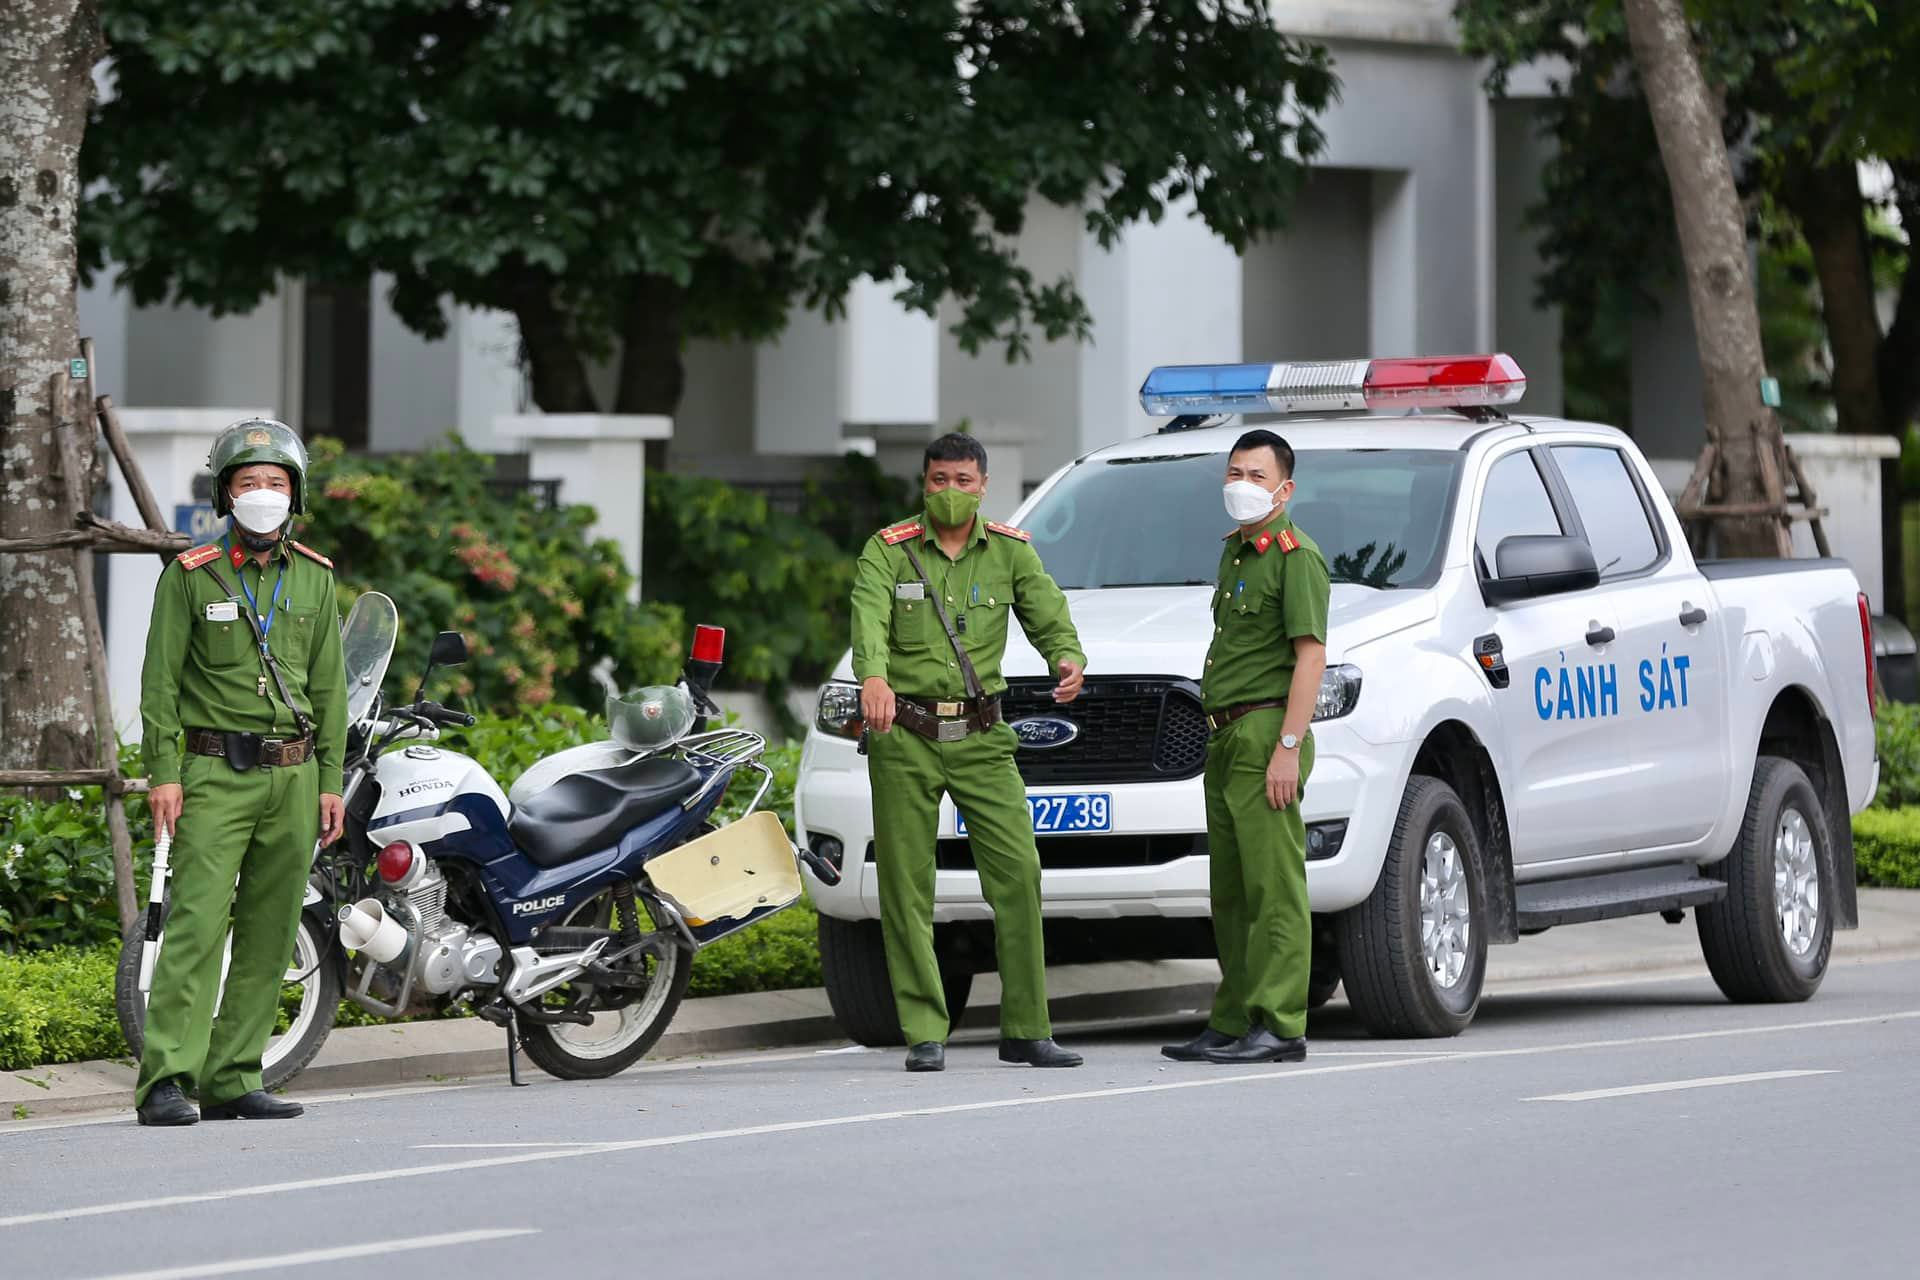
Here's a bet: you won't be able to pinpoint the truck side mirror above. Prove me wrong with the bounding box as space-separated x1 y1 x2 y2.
1484 534 1600 602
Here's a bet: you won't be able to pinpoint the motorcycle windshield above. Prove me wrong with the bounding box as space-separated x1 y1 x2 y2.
341 591 399 723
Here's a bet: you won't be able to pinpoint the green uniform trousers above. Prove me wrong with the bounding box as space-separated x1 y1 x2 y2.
869 719 1050 1044
1204 707 1316 1040
135 752 318 1107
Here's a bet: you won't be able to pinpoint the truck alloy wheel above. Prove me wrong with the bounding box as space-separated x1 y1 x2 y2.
1336 776 1488 1038
1696 756 1833 1002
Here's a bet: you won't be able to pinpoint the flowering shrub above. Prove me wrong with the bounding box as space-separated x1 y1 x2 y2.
303 437 683 714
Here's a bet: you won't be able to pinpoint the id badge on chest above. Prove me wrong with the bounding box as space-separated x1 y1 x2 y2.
205 601 239 622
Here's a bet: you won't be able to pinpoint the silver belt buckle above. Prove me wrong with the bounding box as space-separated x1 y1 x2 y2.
936 720 969 743
935 700 964 717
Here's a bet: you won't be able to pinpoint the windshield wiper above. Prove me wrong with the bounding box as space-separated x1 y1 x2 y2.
1080 579 1214 589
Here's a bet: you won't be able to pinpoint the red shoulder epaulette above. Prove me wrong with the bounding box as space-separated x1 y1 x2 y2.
880 522 923 546
175 544 224 571
291 541 334 569
986 521 1031 542
1276 529 1299 554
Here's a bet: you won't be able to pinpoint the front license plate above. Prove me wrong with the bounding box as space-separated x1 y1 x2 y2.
956 792 1112 837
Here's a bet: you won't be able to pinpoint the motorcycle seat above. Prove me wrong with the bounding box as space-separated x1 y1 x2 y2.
509 757 704 867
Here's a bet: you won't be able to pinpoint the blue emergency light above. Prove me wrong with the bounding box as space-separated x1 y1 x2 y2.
1139 354 1525 419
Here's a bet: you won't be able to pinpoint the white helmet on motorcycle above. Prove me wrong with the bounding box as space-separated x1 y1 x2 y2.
608 685 696 750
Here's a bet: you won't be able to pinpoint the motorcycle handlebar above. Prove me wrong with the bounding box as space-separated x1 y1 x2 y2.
415 700 476 728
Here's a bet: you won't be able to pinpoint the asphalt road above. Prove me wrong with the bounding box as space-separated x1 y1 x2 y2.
4 952 1918 1280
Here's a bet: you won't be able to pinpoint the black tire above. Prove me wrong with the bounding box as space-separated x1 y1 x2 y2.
518 886 693 1080
115 905 342 1090
1336 776 1488 1038
1307 920 1341 1010
818 915 972 1046
1696 757 1833 1003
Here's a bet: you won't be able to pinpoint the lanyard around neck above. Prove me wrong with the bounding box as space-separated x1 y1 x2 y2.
225 531 288 639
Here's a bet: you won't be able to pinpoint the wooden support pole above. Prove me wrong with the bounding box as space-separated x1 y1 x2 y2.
0 768 117 787
53 371 139 929
95 394 175 566
76 512 189 553
1783 445 1834 558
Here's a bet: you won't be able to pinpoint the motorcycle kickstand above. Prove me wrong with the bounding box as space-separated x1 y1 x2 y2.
506 1008 528 1088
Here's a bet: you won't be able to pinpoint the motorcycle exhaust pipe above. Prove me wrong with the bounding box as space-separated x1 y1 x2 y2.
337 898 409 963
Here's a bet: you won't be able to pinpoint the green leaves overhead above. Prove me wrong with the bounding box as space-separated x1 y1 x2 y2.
85 1 1336 395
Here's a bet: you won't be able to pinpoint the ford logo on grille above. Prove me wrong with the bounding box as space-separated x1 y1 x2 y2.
1011 716 1080 749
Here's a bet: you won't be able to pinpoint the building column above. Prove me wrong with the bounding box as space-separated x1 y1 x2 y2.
104 409 273 742
494 414 672 602
1076 197 1243 453
755 276 939 459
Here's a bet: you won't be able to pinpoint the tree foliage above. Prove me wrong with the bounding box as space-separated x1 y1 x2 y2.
84 1 1337 415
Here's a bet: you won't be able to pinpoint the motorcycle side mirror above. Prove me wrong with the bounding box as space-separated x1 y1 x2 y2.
414 631 471 701
429 631 470 667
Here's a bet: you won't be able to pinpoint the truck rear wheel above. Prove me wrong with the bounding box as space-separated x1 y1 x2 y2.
1696 757 1833 1002
818 915 973 1046
1336 776 1486 1038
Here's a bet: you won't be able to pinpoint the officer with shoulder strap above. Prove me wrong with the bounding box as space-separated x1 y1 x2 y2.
134 419 349 1126
850 432 1088 1072
1163 428 1331 1066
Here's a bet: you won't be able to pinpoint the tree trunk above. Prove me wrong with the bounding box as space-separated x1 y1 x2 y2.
0 0 104 773
504 269 600 414
1781 159 1905 614
1622 0 1786 557
615 275 685 472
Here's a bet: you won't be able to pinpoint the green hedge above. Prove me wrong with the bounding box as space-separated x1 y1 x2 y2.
1872 700 1920 810
0 948 123 1073
1852 808 1920 889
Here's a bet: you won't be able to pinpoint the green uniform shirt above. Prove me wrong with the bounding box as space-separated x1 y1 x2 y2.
1201 514 1330 712
140 534 350 793
851 512 1087 699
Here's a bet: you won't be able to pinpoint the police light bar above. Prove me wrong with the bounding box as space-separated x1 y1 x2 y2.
1138 354 1526 417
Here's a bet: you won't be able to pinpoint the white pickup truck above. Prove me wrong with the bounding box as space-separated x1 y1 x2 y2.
795 353 1879 1042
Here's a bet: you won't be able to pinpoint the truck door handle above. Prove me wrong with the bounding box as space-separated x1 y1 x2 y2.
1678 604 1708 626
1585 624 1615 647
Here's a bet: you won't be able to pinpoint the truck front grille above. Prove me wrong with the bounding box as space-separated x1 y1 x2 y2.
999 677 1207 785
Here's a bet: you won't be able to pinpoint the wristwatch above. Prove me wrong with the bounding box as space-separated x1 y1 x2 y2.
1280 733 1301 751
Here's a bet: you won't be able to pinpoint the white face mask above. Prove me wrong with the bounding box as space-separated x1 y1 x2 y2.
231 489 292 535
1223 479 1279 525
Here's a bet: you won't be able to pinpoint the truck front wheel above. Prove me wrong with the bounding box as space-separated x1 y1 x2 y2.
818 915 974 1046
1696 756 1833 1003
1336 776 1487 1038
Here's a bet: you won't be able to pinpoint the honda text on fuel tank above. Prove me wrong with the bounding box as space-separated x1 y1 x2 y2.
797 354 1879 1042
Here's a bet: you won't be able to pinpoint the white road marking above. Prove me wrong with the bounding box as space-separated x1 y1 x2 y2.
411 1142 602 1150
0 1084 473 1137
69 1228 537 1280
3 1006 1915 1231
1524 1069 1837 1103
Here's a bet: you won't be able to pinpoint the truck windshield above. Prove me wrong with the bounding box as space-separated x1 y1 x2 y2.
1025 448 1463 590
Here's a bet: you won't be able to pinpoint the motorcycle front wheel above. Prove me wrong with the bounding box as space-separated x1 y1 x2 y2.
115 904 342 1090
517 884 692 1080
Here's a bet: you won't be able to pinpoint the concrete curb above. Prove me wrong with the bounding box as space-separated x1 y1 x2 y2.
8 889 1918 1122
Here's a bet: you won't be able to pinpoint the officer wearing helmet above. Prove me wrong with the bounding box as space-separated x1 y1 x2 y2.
133 419 348 1127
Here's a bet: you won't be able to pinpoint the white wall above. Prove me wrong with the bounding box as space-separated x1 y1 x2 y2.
1243 168 1373 362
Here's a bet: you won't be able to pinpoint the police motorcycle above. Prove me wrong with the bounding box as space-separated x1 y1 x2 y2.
117 590 839 1087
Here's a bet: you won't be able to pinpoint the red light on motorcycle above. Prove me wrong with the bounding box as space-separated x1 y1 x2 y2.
692 625 726 664
377 841 416 884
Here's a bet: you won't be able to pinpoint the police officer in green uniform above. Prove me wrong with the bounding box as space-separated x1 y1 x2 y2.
851 433 1088 1072
1163 429 1330 1065
134 420 349 1126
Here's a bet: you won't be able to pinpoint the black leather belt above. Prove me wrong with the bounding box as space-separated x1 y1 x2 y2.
187 729 313 768
894 694 1004 743
1204 700 1286 733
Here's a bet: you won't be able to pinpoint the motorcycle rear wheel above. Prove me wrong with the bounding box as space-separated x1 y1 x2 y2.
115 904 341 1091
518 885 692 1080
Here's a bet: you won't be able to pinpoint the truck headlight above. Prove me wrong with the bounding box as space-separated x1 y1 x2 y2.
1313 664 1362 721
815 681 863 739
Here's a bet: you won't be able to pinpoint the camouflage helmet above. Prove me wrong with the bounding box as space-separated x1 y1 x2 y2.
208 418 309 516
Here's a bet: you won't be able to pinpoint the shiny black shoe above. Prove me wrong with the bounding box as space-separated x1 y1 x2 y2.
998 1038 1083 1068
904 1042 946 1073
1201 1028 1307 1064
1159 1027 1239 1063
136 1081 199 1127
201 1090 304 1120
